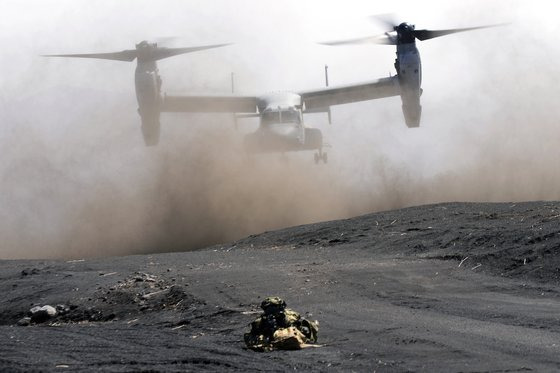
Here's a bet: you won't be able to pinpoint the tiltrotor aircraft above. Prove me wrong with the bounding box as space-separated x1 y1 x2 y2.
45 40 396 163
45 17 501 163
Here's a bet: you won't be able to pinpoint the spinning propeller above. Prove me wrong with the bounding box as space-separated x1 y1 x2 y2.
44 40 230 63
321 14 507 46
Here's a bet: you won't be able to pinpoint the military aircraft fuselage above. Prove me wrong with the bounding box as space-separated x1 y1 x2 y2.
257 93 304 144
243 92 323 155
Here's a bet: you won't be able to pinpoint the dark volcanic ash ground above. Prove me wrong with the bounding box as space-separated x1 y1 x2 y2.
2 201 560 372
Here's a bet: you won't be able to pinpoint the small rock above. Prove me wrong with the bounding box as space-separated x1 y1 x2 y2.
17 317 31 326
56 305 70 315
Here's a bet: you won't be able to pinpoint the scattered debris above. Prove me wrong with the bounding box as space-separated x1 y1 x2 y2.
141 288 171 300
542 214 560 222
17 304 71 326
20 268 40 277
12 269 206 328
99 272 118 277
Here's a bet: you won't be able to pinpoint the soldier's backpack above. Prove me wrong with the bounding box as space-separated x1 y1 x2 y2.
271 327 307 350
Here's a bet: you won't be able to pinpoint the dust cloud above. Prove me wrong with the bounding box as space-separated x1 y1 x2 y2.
0 112 381 259
1 0 559 259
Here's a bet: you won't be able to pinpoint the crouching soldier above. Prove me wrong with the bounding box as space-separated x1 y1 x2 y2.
244 297 319 351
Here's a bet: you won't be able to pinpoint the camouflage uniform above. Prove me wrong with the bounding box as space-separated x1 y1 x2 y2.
244 297 319 351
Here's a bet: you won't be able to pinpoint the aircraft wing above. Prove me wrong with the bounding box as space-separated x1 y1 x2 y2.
161 95 259 113
300 76 400 110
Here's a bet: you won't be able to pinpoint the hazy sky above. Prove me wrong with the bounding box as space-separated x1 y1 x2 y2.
1 0 559 259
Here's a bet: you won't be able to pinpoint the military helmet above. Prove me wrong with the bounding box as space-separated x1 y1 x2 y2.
261 297 286 313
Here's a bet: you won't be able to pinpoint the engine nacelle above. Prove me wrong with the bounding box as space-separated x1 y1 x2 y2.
400 92 422 128
135 64 162 145
140 113 161 146
396 43 422 128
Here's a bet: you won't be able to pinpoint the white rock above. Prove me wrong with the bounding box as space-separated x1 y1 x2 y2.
29 305 57 323
39 305 57 317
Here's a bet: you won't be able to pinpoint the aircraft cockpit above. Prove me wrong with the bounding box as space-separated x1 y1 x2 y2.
261 107 301 126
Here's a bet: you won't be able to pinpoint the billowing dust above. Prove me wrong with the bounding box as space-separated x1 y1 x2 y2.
1 1 559 259
0 114 388 259
1 99 559 260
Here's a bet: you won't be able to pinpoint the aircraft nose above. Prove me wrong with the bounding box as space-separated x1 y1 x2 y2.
269 123 298 138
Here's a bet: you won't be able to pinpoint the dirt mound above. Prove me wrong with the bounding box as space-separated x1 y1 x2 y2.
236 201 560 283
55 272 204 324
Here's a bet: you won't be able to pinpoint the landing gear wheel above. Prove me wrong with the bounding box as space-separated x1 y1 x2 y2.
314 150 328 165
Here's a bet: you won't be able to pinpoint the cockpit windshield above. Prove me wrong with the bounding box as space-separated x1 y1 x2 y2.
262 109 301 125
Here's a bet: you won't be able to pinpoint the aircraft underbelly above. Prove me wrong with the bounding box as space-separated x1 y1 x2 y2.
268 124 300 139
244 127 322 153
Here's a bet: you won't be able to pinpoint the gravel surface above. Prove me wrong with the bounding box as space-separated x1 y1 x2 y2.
2 201 560 372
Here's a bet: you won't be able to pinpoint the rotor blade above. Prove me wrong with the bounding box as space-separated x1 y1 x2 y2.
43 50 137 62
319 33 396 46
368 13 399 30
413 23 508 41
152 43 231 61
